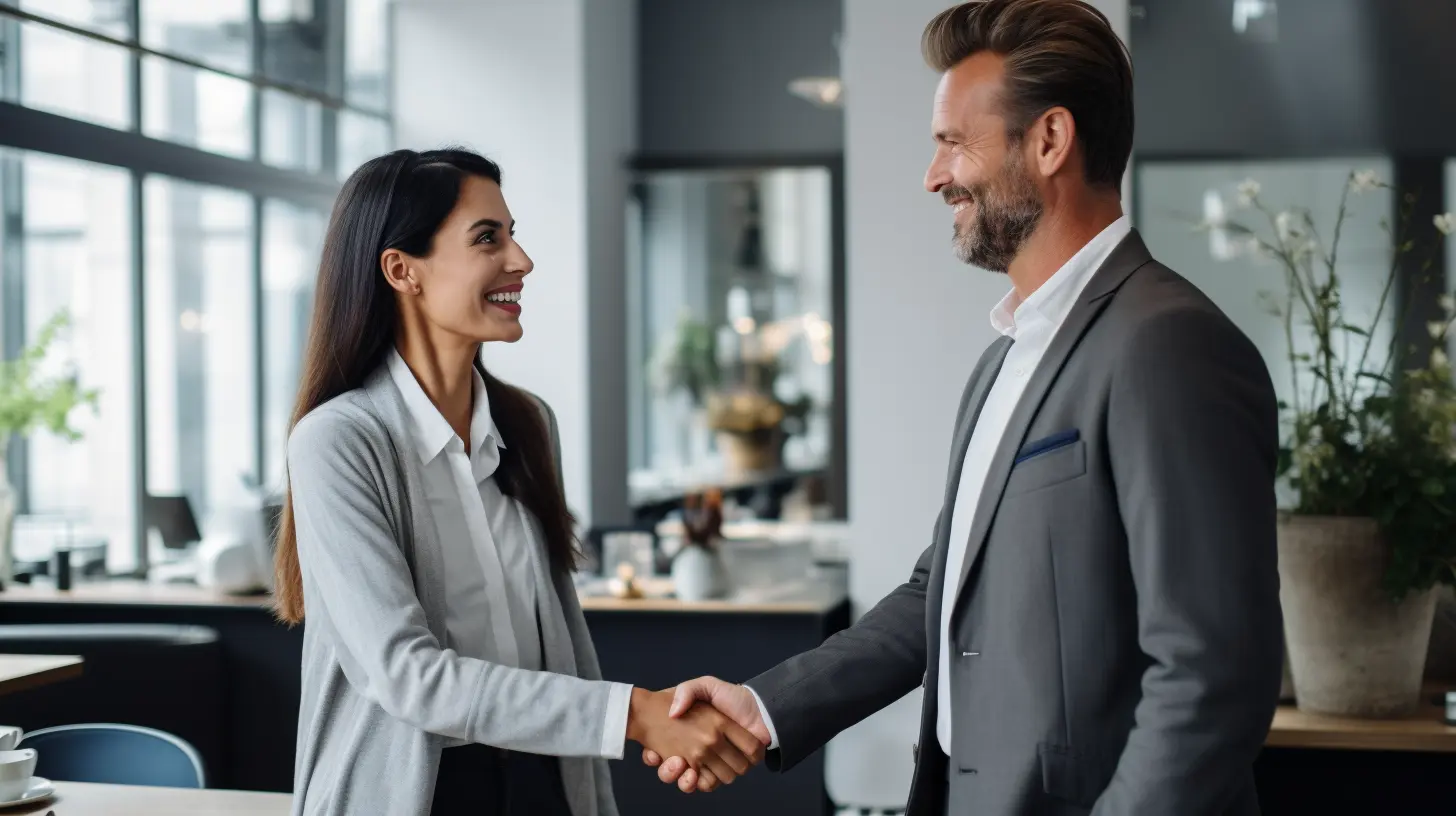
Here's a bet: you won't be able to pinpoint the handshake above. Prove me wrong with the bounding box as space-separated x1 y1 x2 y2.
626 676 770 793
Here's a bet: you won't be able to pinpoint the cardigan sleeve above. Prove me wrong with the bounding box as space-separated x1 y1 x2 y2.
288 405 628 757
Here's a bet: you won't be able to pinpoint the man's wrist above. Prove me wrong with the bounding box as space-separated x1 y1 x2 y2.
743 684 781 750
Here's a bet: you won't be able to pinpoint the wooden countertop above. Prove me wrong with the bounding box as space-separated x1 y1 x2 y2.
579 590 844 614
1266 688 1456 752
0 578 848 615
1 781 290 815
0 654 83 696
0 581 274 609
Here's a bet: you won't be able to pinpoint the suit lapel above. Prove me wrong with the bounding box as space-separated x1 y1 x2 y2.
951 231 1154 604
925 337 1013 661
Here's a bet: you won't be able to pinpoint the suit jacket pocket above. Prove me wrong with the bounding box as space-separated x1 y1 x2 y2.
1004 439 1086 498
1038 742 1117 807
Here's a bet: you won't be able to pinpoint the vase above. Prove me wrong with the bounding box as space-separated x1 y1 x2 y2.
671 542 727 602
0 438 15 589
1277 513 1439 717
716 427 783 476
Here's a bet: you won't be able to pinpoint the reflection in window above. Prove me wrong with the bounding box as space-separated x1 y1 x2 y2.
260 0 328 96
262 199 325 491
262 90 323 173
20 0 133 38
144 177 256 555
1 151 137 572
142 56 254 159
14 20 132 130
141 0 251 74
346 0 389 111
338 110 391 177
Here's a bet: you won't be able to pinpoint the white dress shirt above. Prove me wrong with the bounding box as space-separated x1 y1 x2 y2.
388 350 632 756
745 216 1131 756
934 215 1131 754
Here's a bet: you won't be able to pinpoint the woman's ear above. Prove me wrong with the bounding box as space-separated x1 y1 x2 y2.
381 248 421 295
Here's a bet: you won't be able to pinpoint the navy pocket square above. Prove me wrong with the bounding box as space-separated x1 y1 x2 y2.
1015 429 1080 464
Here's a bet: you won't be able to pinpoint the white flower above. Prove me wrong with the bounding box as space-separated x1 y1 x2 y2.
1441 294 1456 315
1349 169 1381 193
1236 179 1261 208
1291 238 1320 262
1435 213 1455 236
1433 347 1450 370
1428 321 1447 340
1275 210 1303 243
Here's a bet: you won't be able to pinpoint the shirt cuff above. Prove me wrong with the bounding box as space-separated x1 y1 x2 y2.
600 682 634 759
744 684 780 751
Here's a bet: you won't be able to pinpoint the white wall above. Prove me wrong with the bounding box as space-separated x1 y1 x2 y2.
392 0 636 524
831 0 1129 806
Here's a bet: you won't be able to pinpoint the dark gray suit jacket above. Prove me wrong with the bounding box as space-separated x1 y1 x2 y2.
748 231 1283 815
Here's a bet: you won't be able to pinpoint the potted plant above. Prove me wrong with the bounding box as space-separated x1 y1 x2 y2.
0 311 99 588
1210 172 1456 717
648 310 721 408
704 344 814 476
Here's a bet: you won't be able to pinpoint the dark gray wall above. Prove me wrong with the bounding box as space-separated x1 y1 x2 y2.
638 0 843 158
1131 0 1456 157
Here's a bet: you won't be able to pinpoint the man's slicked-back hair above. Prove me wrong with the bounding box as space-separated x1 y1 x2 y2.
922 0 1134 188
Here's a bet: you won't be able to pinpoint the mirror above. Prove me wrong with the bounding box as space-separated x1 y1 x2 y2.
626 163 843 523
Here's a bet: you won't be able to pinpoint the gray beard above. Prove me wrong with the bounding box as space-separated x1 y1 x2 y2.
953 202 1042 273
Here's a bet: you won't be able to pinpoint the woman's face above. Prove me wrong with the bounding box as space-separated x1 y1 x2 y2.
387 174 533 344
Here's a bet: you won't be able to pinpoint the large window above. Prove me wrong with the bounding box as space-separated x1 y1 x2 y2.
143 177 256 568
0 1 388 575
0 150 137 570
261 198 326 492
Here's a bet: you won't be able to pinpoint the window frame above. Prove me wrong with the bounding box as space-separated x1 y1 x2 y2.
0 0 390 575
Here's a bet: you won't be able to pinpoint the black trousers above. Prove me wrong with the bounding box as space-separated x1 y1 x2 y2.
430 743 573 815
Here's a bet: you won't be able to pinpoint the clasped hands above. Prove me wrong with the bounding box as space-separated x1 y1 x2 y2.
628 676 768 793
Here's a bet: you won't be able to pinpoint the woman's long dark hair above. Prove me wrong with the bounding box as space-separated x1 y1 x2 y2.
273 148 578 625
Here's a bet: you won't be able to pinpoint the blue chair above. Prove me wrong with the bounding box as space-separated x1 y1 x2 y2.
18 724 207 788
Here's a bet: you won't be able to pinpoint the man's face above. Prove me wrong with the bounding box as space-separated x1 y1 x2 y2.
924 52 1044 273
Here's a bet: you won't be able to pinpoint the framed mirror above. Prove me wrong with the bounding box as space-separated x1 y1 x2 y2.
625 157 845 524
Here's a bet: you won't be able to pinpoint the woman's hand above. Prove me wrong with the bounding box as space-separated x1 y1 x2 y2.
626 688 764 791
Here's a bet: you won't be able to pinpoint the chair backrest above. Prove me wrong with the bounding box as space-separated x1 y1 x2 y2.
18 724 206 788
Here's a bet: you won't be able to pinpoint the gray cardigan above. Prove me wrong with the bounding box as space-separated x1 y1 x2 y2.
286 364 621 816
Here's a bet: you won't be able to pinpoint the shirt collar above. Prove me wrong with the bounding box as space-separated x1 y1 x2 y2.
387 348 506 467
989 215 1132 339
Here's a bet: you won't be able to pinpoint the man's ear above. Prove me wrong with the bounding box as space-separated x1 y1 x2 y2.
1029 106 1076 180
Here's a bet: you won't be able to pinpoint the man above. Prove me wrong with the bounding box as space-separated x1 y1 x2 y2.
644 1 1284 813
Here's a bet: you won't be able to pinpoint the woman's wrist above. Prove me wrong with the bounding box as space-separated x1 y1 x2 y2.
626 687 653 744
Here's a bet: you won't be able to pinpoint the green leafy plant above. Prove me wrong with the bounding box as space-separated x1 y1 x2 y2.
648 310 720 407
0 311 99 444
1209 172 1456 600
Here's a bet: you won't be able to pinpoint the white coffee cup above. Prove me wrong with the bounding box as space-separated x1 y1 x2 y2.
0 727 21 751
0 748 37 801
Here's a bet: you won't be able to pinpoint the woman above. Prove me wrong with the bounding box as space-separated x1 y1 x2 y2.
273 148 762 815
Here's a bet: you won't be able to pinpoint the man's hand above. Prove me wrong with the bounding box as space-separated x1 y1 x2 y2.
642 676 771 793
627 687 764 792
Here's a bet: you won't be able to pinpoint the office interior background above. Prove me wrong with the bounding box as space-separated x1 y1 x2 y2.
0 1 1454 814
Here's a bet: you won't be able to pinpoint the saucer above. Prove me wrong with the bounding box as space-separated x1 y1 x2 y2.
0 777 54 808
